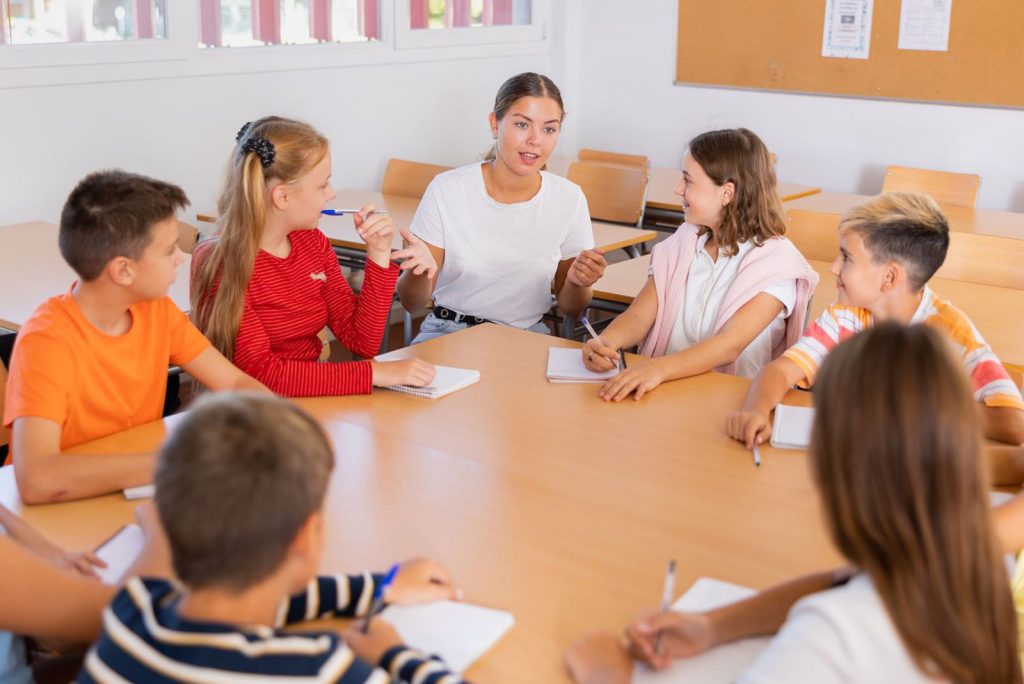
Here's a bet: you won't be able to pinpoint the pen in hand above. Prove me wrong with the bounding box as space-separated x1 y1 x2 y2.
581 316 620 370
321 208 389 216
655 559 677 656
362 563 400 634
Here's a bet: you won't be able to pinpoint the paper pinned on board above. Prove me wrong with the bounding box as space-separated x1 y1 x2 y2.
633 578 770 683
821 0 874 59
898 0 952 52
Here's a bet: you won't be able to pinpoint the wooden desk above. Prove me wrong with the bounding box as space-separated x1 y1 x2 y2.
0 222 192 332
784 191 1024 240
0 325 838 682
591 254 1024 365
547 156 821 209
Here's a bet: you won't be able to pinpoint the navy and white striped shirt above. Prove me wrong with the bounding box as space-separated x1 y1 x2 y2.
77 575 468 683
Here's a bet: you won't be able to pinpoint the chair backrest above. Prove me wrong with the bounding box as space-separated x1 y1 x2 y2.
882 165 981 208
786 208 1024 290
177 221 200 254
567 161 649 226
381 159 452 199
578 148 650 169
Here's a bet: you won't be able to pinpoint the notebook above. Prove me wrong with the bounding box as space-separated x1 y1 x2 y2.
123 484 155 500
633 578 769 683
769 405 814 450
94 524 145 585
381 365 480 399
379 600 514 673
546 347 619 383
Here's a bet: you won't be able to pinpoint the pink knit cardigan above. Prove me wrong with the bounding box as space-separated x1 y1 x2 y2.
638 223 819 375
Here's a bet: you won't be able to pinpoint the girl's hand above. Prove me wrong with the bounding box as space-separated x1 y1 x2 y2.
623 610 715 670
354 204 394 262
385 557 461 604
564 630 632 684
567 249 607 288
582 338 619 372
599 359 667 402
371 359 437 388
391 229 438 278
342 619 404 667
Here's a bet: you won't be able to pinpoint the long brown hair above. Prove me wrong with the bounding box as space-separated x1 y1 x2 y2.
688 128 785 256
812 322 1021 683
191 117 328 359
483 72 564 162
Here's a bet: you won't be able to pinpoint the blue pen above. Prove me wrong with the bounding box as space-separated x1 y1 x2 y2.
321 208 389 216
362 563 400 634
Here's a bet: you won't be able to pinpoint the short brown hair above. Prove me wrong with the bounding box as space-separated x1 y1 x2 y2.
839 192 949 290
59 170 188 281
155 392 334 591
688 128 786 256
812 323 1021 683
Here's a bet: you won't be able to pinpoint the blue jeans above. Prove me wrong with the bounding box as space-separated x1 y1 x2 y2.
411 313 551 345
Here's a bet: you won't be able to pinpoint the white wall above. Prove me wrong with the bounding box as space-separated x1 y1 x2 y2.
0 3 584 226
575 0 1024 211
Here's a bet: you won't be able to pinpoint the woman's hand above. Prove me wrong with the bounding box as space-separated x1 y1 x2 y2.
567 249 607 288
392 229 438 278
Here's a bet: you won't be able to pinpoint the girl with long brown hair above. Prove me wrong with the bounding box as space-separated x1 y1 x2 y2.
582 128 818 402
191 117 437 396
566 322 1022 684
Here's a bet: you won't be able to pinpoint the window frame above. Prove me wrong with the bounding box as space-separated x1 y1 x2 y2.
394 0 546 49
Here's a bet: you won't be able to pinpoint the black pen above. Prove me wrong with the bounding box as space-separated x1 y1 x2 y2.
619 349 627 370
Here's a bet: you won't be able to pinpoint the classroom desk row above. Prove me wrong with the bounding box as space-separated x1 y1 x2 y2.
592 254 1024 367
0 324 839 682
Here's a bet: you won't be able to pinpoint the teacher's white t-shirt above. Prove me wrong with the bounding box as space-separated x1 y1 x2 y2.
410 163 594 329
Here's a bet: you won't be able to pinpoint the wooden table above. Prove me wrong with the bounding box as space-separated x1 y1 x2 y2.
0 222 192 332
0 325 839 682
591 254 1024 366
547 156 821 209
784 191 1024 240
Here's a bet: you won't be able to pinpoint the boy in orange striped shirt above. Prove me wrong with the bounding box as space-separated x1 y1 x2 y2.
727 192 1024 448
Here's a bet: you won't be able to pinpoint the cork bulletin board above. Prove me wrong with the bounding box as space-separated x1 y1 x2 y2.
675 1 1024 108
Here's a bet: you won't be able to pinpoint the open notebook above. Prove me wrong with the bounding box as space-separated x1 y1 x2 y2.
94 524 145 585
633 578 769 683
379 600 514 673
546 347 618 383
769 405 814 450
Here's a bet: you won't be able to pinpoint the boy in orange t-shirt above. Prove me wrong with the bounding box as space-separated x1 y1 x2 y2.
3 170 268 504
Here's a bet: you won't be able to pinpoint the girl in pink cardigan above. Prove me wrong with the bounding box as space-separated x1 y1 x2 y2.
583 129 818 401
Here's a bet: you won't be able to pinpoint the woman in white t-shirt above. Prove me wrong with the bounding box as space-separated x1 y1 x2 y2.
564 323 1022 684
397 72 607 343
581 128 818 401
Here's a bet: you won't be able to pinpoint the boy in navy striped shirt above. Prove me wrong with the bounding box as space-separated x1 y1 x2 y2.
78 392 467 683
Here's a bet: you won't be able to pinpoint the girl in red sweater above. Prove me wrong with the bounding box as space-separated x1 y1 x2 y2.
192 117 436 396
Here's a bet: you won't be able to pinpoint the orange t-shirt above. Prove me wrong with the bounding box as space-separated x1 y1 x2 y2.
3 291 210 450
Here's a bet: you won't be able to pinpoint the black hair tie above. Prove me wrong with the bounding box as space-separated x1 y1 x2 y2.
235 121 253 142
242 137 276 168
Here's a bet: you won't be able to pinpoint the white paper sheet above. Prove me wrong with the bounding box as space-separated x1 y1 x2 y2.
898 0 952 51
379 600 514 673
770 405 814 450
546 347 618 383
94 524 145 585
123 484 155 500
821 0 874 59
633 578 770 683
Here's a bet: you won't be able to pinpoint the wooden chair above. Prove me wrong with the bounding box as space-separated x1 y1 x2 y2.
578 148 650 169
882 166 981 208
1005 363 1024 392
381 159 452 199
177 221 200 254
567 161 649 226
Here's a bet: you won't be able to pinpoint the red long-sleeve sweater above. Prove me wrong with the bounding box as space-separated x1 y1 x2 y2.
193 229 399 397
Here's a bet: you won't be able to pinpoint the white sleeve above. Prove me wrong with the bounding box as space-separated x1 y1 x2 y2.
409 178 446 249
736 601 851 684
762 278 797 318
559 186 595 259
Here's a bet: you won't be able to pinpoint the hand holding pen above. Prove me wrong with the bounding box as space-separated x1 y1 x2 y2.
580 316 622 372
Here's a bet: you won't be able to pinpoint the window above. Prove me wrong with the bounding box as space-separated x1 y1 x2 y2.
397 0 542 48
1 0 167 44
198 0 379 48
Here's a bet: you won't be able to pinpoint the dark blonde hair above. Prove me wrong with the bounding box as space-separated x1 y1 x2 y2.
688 128 785 256
156 392 334 590
483 72 564 162
812 323 1021 684
840 192 949 291
191 116 329 360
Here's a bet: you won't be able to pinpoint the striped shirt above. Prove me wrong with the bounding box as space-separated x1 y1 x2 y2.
784 287 1024 409
192 229 399 397
78 575 468 684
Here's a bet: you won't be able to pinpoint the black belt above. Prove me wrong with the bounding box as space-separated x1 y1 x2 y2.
433 306 493 327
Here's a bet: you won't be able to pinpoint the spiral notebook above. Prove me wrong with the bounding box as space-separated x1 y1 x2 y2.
546 347 618 383
382 365 480 399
